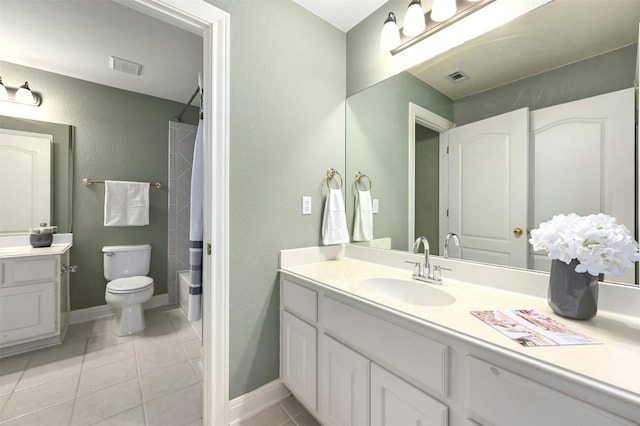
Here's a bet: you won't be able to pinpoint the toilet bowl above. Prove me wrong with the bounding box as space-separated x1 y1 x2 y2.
105 276 154 336
103 244 154 336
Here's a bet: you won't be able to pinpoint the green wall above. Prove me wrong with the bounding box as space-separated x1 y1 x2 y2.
0 61 198 310
205 0 346 398
345 71 452 251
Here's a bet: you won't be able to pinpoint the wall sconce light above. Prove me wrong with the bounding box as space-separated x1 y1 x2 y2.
0 77 42 106
381 0 495 55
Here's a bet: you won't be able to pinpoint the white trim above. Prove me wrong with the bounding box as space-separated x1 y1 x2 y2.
408 103 455 251
228 380 291 425
122 2 230 424
69 293 169 324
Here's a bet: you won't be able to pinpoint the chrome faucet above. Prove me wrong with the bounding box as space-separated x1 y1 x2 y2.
406 236 443 285
444 233 460 259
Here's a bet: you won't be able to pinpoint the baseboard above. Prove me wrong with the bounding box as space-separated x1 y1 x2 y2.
228 380 291 425
69 294 170 324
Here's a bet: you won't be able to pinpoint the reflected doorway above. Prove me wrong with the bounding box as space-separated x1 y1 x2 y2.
414 124 440 255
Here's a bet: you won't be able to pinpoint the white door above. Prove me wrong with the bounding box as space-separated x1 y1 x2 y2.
0 129 52 233
320 335 370 426
370 364 448 426
0 282 57 344
281 311 317 411
529 88 635 284
447 108 529 267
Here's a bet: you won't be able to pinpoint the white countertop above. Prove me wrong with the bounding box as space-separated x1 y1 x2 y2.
280 256 640 404
0 233 73 258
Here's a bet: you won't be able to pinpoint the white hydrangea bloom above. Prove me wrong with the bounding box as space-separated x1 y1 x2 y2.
529 213 640 276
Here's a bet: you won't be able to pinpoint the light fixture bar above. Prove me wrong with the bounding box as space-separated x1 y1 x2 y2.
0 83 42 106
390 0 495 55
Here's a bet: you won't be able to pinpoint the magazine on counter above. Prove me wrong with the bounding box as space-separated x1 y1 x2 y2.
471 309 601 347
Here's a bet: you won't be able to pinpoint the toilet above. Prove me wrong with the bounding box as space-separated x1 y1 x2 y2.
103 244 154 336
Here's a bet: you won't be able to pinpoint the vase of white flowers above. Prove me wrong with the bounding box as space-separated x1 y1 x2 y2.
530 213 640 320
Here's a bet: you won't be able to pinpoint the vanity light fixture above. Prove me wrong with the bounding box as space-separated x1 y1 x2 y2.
403 0 426 37
431 0 457 22
0 78 42 106
380 12 401 50
381 0 495 55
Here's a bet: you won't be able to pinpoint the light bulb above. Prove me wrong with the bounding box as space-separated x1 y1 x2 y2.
403 0 426 37
431 0 457 22
380 12 401 50
15 82 35 104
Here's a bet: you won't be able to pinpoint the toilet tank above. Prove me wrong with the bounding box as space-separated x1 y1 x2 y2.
103 244 152 280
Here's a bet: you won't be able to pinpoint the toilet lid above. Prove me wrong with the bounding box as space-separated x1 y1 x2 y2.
107 276 154 293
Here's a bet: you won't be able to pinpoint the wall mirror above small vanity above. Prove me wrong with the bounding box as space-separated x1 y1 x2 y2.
0 115 74 236
345 0 640 286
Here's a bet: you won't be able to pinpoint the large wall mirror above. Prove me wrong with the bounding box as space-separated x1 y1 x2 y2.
346 0 640 286
0 116 74 235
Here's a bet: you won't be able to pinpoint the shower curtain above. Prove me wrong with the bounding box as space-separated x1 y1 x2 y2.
188 80 204 321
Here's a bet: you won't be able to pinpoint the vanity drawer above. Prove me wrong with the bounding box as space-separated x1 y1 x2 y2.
323 296 448 396
1 257 58 287
282 278 317 324
466 356 636 426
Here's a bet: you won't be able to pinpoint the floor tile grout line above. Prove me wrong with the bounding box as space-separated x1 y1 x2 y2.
131 319 150 426
0 397 76 425
67 337 88 426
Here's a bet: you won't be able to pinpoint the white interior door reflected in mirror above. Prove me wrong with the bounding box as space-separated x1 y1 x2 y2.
529 88 635 285
447 108 529 268
0 129 51 233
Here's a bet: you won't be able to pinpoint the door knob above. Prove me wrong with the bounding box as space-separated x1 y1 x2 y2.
513 227 524 237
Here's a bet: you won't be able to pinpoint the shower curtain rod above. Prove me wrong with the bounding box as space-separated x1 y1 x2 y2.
175 86 200 122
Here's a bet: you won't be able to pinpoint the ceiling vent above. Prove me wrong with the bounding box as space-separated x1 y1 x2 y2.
445 69 469 83
109 56 143 76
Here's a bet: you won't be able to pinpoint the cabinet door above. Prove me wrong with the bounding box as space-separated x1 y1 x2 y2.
282 311 317 411
466 356 636 426
0 282 56 344
371 364 448 426
320 335 370 426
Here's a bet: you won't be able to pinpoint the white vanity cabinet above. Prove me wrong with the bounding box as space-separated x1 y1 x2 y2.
465 356 636 426
281 275 449 426
280 271 639 426
281 278 318 412
320 335 369 425
0 248 71 357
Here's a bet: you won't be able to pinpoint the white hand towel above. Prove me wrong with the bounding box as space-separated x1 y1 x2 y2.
104 180 150 226
353 190 373 241
322 188 349 245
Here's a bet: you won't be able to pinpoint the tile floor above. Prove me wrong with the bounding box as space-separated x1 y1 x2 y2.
237 396 320 426
0 305 320 426
0 305 203 425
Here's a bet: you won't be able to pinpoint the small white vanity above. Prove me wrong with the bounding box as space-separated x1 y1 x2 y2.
279 245 640 426
0 234 73 357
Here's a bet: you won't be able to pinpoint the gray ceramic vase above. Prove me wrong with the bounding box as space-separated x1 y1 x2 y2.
548 259 599 320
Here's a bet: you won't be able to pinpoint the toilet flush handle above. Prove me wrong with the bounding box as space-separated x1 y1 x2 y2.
105 252 114 257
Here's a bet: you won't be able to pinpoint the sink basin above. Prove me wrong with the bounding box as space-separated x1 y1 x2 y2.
351 277 456 307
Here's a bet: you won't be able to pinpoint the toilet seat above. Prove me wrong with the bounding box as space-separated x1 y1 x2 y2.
107 276 154 294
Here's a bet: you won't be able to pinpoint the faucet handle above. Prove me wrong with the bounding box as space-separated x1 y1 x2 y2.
405 260 422 277
431 265 451 282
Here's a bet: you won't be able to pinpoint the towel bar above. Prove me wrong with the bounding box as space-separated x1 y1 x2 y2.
326 168 343 189
83 178 163 189
355 172 372 190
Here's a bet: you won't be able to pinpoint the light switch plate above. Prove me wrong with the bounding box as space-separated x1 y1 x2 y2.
302 196 312 215
373 199 379 214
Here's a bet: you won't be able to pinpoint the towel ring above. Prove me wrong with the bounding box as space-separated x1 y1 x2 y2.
326 168 343 189
355 172 372 191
